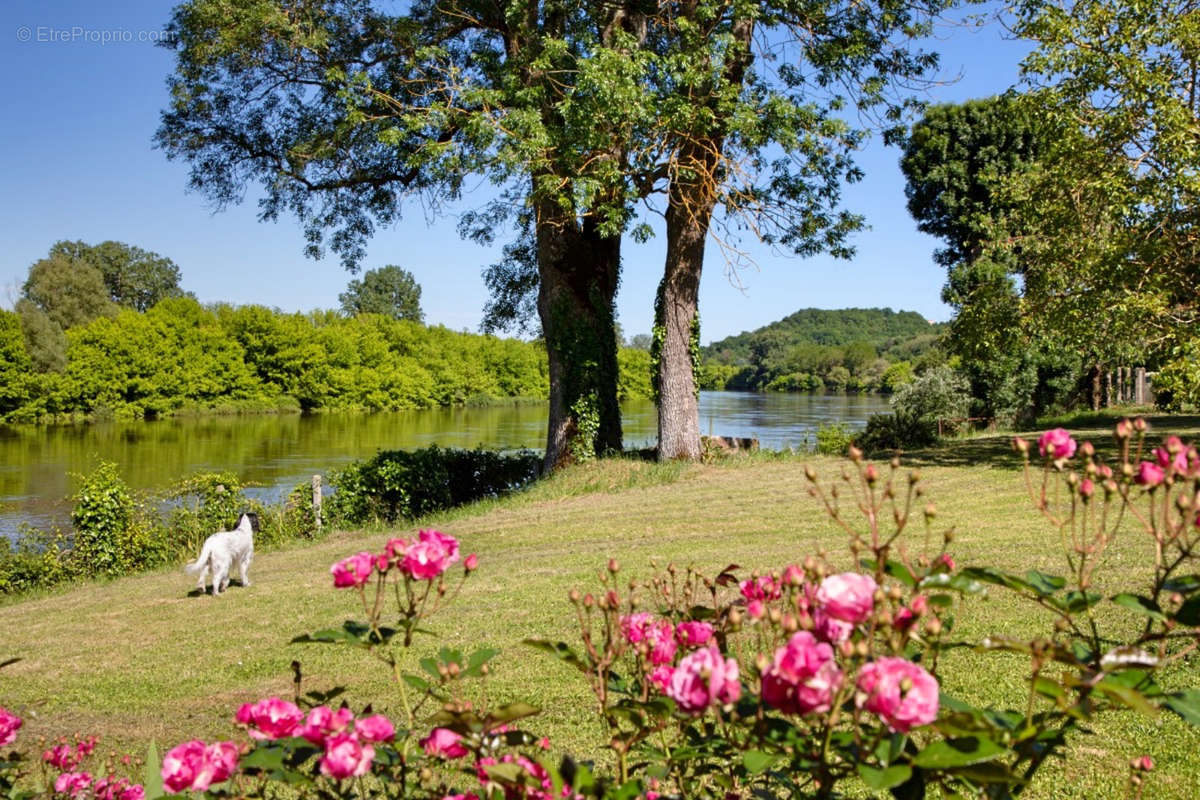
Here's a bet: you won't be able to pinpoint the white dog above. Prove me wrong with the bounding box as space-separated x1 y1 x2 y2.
184 512 259 596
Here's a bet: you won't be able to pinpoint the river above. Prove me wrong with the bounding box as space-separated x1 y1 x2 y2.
0 391 890 539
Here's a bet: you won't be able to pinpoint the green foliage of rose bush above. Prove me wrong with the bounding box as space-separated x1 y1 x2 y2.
3 418 1200 799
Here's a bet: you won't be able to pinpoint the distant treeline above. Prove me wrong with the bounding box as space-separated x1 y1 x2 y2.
700 307 946 394
0 298 653 423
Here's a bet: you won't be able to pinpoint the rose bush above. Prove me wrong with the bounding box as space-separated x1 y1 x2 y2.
2 418 1199 799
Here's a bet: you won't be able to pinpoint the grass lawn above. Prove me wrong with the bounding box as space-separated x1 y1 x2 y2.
2 416 1199 798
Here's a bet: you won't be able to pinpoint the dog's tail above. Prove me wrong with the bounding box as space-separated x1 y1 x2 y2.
184 541 213 575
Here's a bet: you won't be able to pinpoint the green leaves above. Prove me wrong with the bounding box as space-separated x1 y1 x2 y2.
912 736 1006 769
142 742 164 800
857 763 913 790
1110 593 1166 622
1163 690 1200 726
292 621 399 648
428 701 540 733
524 639 590 673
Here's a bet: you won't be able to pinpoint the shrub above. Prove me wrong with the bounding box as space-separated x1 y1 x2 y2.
165 471 247 558
813 421 854 455
69 461 137 577
891 365 971 427
856 410 937 453
326 445 540 525
0 526 70 594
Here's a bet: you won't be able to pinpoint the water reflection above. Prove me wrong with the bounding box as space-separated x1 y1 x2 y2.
0 392 889 537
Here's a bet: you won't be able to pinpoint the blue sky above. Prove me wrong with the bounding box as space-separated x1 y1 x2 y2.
1 1 1030 345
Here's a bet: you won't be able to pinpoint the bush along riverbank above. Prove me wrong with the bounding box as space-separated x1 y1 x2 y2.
0 446 541 595
0 299 656 424
2 418 1199 798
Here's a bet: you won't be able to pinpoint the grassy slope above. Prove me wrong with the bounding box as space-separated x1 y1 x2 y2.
2 419 1199 798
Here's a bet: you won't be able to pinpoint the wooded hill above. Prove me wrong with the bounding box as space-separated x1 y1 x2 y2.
705 308 939 363
700 308 945 393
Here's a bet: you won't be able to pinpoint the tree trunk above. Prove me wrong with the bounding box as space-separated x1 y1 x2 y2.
1089 363 1102 411
536 198 623 472
657 195 710 461
653 15 753 461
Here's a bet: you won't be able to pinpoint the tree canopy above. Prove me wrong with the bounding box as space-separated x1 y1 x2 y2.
22 255 115 332
1003 0 1200 407
48 240 186 312
339 266 424 322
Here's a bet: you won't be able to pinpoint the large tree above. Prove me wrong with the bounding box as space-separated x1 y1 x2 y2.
899 96 1053 415
637 0 942 459
339 265 424 321
1006 0 1200 406
22 255 115 332
158 0 648 470
49 240 186 312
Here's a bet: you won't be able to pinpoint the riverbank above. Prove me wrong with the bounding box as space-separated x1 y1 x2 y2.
2 423 1200 798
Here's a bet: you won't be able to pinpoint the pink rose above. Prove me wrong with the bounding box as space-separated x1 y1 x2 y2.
320 733 374 779
161 741 208 794
1079 478 1095 499
236 697 304 740
421 728 468 759
746 599 765 620
419 529 460 561
1154 446 1188 474
55 772 93 798
94 777 146 800
675 621 714 648
300 705 354 745
781 564 805 586
0 707 21 747
442 795 481 800
384 538 409 562
204 741 239 784
645 621 677 665
648 665 674 693
1037 428 1077 460
355 715 395 743
740 575 781 603
474 754 552 796
1135 461 1165 488
331 552 375 588
666 646 741 714
621 614 676 664
762 631 843 715
464 553 479 572
856 657 940 733
620 612 654 644
44 743 77 770
894 596 928 631
400 530 460 580
812 608 854 644
816 572 878 624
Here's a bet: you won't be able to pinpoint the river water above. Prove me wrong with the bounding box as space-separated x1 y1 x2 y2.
0 391 890 539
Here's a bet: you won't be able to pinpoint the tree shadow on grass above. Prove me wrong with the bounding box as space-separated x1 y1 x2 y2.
890 414 1200 471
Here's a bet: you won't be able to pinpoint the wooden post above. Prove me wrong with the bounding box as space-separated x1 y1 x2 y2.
312 475 323 529
1134 367 1147 405
1118 367 1127 404
1105 371 1114 408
